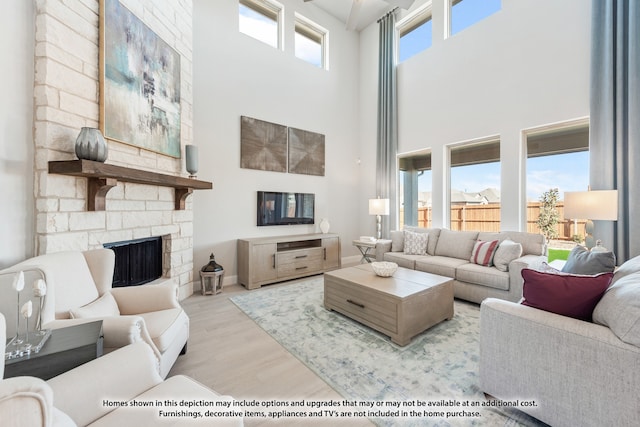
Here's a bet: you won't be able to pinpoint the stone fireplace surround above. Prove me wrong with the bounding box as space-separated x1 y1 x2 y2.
33 0 196 299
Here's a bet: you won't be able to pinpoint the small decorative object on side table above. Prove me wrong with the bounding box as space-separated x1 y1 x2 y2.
353 237 377 264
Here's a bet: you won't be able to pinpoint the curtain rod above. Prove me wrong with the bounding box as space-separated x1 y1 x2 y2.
377 7 399 23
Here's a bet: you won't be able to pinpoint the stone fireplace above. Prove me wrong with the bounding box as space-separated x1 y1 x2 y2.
32 0 196 299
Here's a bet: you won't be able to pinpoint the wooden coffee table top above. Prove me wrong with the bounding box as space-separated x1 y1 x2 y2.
324 264 452 299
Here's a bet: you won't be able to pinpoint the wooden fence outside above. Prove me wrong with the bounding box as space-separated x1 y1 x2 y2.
400 202 586 241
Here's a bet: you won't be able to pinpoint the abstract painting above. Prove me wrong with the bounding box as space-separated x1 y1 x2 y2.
240 116 288 173
288 127 325 176
100 0 181 158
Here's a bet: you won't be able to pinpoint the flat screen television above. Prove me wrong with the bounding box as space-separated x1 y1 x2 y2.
257 191 315 226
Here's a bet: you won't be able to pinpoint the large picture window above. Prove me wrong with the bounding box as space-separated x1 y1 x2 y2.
525 124 589 245
449 140 501 232
399 152 432 228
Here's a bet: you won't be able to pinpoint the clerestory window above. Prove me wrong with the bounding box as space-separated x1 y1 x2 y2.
397 2 432 63
295 14 328 69
239 0 283 49
448 0 501 37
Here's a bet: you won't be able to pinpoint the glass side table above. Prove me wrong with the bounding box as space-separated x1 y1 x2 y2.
352 239 377 263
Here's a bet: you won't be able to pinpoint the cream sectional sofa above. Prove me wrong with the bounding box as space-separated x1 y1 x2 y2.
374 227 547 304
480 255 640 427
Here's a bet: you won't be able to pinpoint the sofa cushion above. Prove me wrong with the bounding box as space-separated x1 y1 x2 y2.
610 254 640 286
390 230 404 252
593 271 640 347
404 230 428 255
415 256 469 278
562 245 616 275
404 226 440 255
456 263 510 291
69 292 120 319
521 268 613 321
503 231 546 256
493 239 523 272
383 252 424 269
470 240 499 267
434 229 478 260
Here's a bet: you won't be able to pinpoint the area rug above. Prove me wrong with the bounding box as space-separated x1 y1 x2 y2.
230 278 545 427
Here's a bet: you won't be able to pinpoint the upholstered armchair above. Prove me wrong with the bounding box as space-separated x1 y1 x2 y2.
0 313 242 426
0 249 188 378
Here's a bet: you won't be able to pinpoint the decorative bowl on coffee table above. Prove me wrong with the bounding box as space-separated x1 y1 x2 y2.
371 261 398 277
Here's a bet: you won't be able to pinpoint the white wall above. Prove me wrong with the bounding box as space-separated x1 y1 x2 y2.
0 1 35 268
192 0 362 282
358 0 591 232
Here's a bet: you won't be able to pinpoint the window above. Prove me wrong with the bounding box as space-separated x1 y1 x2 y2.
448 0 501 37
295 14 328 69
449 140 501 232
239 0 282 48
399 152 432 228
397 3 432 63
525 125 589 244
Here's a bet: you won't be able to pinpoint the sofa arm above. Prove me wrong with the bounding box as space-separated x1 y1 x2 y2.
480 298 640 427
47 342 163 427
110 281 180 314
0 376 54 427
374 239 392 261
506 254 546 300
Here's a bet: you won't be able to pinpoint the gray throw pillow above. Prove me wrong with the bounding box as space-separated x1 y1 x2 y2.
561 246 616 275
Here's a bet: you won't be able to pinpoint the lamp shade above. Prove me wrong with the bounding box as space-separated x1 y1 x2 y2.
369 198 390 216
563 190 618 220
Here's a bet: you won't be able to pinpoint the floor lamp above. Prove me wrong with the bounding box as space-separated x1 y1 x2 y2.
369 198 390 240
563 190 618 250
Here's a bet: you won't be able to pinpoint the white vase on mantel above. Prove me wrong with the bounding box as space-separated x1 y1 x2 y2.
319 218 330 234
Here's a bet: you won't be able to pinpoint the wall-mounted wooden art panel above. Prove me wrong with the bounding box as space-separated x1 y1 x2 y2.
288 127 325 176
240 116 288 173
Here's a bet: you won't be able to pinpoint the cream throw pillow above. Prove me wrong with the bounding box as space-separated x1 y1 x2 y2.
404 230 428 255
493 239 523 272
70 291 120 319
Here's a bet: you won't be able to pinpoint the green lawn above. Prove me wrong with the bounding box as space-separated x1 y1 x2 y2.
548 248 571 263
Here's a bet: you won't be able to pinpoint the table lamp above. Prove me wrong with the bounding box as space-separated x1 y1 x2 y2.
563 190 618 250
369 198 390 240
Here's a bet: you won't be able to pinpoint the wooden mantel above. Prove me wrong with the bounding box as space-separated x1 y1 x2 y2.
48 160 213 211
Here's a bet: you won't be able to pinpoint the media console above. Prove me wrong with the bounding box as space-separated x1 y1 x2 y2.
237 233 341 289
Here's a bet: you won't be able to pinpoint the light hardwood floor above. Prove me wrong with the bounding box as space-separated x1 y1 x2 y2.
169 275 374 426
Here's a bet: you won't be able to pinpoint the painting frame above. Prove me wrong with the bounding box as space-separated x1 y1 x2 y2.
288 127 325 176
240 116 288 173
99 0 182 158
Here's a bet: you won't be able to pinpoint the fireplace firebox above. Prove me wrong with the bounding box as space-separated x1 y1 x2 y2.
103 236 163 287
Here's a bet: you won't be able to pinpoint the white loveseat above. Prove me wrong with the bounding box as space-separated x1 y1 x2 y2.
0 313 242 426
0 249 188 378
480 255 640 427
375 227 547 304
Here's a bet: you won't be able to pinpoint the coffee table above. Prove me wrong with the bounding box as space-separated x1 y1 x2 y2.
4 320 104 380
324 264 454 346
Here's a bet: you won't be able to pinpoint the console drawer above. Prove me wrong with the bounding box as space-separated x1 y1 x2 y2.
277 248 323 277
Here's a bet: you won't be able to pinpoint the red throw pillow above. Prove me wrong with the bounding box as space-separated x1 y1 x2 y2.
521 268 613 321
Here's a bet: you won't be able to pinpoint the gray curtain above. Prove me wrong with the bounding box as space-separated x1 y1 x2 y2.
376 11 398 238
590 0 640 262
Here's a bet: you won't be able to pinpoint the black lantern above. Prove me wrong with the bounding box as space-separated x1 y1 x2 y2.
200 254 224 295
